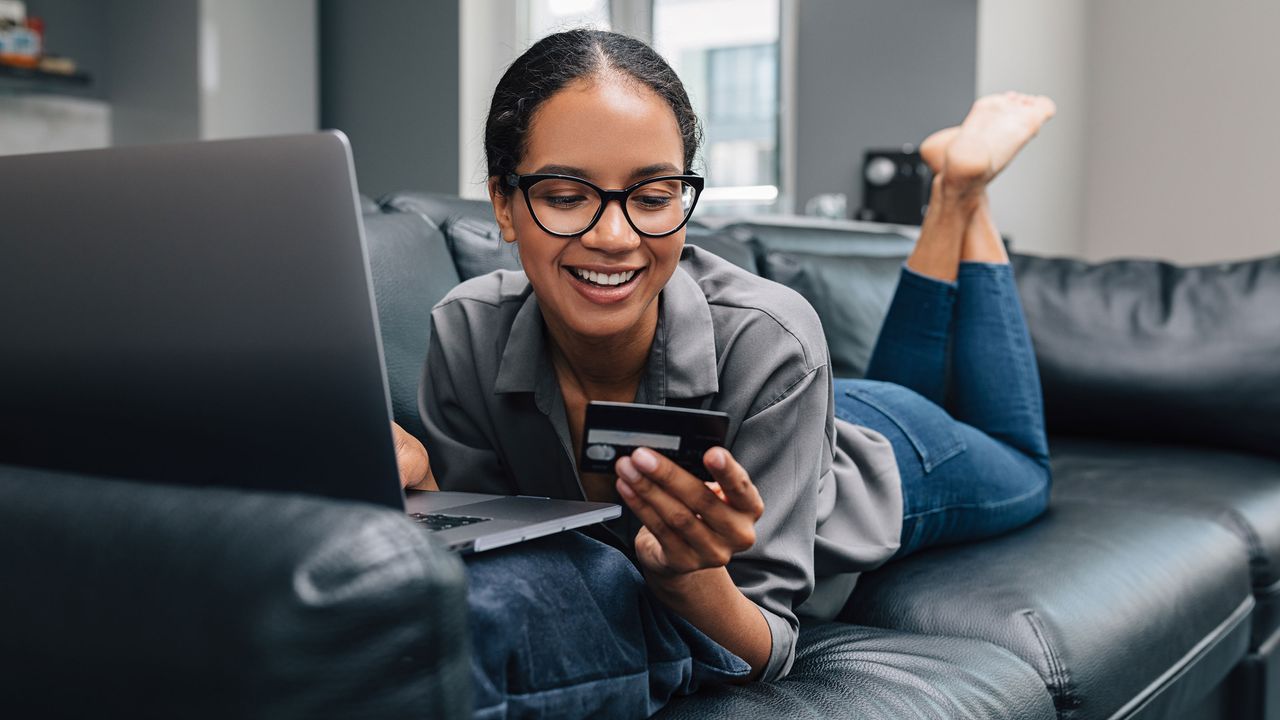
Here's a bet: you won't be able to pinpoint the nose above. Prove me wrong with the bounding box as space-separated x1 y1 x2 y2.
579 198 640 253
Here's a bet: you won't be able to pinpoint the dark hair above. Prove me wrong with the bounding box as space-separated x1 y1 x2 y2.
484 29 702 193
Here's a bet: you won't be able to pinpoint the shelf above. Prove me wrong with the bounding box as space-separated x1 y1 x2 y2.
0 63 92 95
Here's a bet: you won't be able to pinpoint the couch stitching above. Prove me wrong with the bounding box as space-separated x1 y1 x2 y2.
1022 609 1081 715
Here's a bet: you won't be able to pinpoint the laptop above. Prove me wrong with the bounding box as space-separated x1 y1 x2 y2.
0 131 619 553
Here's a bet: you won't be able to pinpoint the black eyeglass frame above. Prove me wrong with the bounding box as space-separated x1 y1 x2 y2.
505 172 705 239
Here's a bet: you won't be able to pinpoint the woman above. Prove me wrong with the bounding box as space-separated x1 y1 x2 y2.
392 29 1055 683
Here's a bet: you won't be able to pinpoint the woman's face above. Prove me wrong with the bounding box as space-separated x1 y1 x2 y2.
491 75 687 344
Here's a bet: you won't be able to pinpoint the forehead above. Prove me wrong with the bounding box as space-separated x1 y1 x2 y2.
523 76 685 183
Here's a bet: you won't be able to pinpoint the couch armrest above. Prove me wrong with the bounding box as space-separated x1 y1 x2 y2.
0 464 470 719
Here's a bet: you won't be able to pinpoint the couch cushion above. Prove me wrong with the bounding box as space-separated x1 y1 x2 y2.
1050 437 1280 648
760 250 907 377
0 463 470 719
381 191 522 281
720 220 915 377
654 623 1056 720
363 209 460 439
684 225 758 274
1012 252 1280 460
843 501 1254 720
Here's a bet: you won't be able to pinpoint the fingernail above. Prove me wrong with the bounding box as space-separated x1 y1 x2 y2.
632 447 659 473
706 448 727 470
616 457 640 483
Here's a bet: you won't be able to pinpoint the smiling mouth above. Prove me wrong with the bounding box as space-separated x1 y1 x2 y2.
568 267 641 287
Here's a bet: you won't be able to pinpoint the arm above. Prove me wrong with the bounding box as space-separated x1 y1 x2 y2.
616 364 828 681
392 304 506 492
616 446 772 679
418 304 516 494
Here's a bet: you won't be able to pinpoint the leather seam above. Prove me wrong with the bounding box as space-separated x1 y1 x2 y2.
1256 574 1280 598
384 203 445 234
1258 623 1280 656
1107 595 1254 720
1021 609 1081 713
1219 506 1271 585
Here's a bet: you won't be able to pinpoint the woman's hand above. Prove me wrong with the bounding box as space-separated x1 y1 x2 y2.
614 446 764 579
392 421 438 490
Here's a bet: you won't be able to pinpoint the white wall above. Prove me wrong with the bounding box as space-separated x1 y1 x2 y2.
199 0 318 141
980 0 1280 264
976 0 1088 258
1083 0 1280 264
458 1 521 198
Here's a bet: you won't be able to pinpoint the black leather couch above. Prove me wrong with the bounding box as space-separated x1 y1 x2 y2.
3 191 1277 719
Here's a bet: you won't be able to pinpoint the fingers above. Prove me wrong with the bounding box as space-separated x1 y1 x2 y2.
703 448 764 520
616 447 759 562
616 476 717 573
391 422 438 491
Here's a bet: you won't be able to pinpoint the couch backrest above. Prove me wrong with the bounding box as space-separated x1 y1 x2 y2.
362 194 1280 458
1012 252 1280 459
361 207 458 437
722 220 915 377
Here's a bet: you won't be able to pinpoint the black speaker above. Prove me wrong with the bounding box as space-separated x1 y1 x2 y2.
855 146 932 225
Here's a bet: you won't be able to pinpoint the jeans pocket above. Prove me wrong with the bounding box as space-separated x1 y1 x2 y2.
843 383 967 473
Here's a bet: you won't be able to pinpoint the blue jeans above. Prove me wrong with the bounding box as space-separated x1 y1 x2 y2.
834 263 1051 558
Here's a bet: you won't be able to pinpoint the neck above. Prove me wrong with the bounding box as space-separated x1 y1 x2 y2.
544 304 658 400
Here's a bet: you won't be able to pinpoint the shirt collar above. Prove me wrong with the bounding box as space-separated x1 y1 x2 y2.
493 257 719 403
646 262 719 402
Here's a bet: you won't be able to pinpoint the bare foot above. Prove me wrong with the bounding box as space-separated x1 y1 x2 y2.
942 92 1056 194
919 125 959 175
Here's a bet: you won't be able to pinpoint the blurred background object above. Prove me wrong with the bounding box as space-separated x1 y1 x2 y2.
855 147 931 226
803 193 847 221
1 0 1277 265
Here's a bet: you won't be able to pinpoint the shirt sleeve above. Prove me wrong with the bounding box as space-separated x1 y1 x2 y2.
419 303 515 494
724 361 831 681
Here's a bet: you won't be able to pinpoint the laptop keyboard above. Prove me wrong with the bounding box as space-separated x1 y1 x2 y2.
410 512 492 532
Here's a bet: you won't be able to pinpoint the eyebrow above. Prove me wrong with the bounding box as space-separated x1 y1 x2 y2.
530 162 683 183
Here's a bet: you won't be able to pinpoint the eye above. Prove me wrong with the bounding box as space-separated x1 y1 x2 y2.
631 192 674 210
542 194 589 209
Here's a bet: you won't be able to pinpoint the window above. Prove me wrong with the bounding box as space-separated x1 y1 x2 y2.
461 0 791 213
522 0 611 46
652 0 783 214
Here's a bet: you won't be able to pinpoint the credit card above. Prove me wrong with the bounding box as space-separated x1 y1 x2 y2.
580 401 730 481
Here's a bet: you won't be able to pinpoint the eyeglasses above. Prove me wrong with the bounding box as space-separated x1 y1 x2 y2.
506 172 704 238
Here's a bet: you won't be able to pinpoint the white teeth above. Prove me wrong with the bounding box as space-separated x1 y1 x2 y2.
572 268 637 286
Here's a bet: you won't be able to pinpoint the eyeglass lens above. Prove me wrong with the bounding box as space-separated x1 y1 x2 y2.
526 178 696 235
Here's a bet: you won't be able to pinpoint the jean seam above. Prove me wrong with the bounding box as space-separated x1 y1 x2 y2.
843 387 966 472
899 479 1047 521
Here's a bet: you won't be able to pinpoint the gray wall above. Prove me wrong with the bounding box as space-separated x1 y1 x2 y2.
320 0 459 198
22 0 109 99
794 0 978 213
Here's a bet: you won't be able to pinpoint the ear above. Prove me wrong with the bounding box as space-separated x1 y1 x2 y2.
488 176 519 244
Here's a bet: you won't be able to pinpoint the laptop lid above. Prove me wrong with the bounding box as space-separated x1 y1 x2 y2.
0 132 404 509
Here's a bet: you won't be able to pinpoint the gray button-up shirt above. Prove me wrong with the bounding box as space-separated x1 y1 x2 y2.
420 245 902 681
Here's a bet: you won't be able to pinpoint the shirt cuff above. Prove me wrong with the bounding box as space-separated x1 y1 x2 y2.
756 603 799 681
